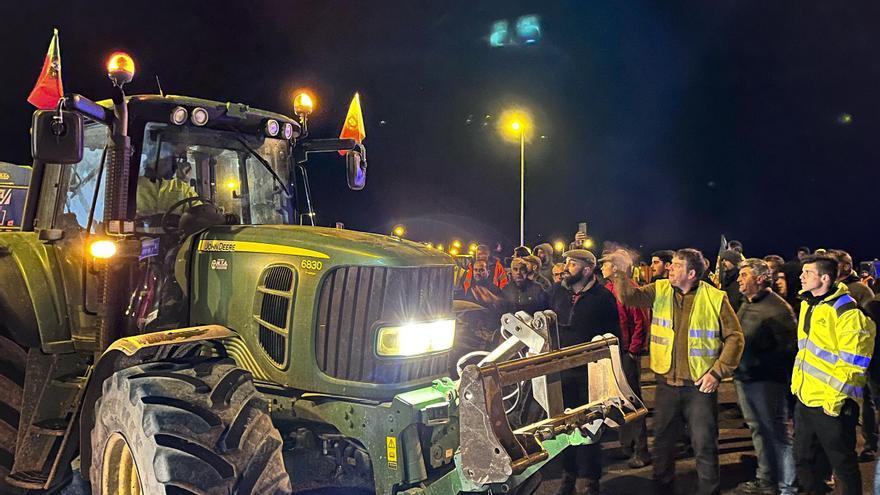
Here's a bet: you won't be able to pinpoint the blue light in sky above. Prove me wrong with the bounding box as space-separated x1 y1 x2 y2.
489 20 510 47
516 15 541 44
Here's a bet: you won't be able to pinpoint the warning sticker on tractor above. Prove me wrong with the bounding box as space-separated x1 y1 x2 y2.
386 436 398 469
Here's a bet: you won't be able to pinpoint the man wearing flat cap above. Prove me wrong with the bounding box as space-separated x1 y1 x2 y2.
546 248 620 495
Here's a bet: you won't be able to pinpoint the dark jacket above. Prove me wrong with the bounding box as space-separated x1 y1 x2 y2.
782 259 804 309
547 277 620 349
501 280 548 315
720 267 744 312
734 288 798 383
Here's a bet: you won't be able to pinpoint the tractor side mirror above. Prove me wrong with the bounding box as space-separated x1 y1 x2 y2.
31 110 83 164
345 146 367 191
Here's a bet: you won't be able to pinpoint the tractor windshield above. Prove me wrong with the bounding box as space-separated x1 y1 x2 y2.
136 123 295 226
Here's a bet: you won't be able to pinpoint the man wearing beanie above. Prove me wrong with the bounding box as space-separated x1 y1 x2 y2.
720 249 746 312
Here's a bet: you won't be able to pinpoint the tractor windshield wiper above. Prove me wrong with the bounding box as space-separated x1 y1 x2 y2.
232 133 292 199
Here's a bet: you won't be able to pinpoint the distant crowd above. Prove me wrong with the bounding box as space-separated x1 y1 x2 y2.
451 238 879 495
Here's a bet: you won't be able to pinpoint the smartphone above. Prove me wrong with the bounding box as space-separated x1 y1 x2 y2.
578 222 587 235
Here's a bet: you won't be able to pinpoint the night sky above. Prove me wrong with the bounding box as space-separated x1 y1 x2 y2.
2 1 879 260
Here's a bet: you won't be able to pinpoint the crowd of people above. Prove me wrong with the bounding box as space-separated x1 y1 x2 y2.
452 237 880 495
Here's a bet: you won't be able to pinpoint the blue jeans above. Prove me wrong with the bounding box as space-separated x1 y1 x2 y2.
875 458 880 495
735 380 797 494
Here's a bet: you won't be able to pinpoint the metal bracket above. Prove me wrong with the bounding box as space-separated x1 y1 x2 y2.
478 311 563 417
458 318 648 487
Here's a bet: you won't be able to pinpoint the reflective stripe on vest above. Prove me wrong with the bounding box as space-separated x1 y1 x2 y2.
794 355 864 398
802 338 872 368
833 294 856 311
649 279 725 379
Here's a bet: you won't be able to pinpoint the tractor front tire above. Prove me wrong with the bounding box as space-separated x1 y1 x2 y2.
90 358 291 495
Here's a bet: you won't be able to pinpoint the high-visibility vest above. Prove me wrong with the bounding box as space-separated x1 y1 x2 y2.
650 279 725 380
136 176 199 216
791 283 876 415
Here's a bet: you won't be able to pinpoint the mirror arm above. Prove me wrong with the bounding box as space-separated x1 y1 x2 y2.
296 138 358 163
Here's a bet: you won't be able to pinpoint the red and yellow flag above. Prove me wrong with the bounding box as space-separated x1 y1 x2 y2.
28 29 64 109
338 93 365 154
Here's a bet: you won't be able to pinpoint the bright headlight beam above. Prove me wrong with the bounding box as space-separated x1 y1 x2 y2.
376 319 456 357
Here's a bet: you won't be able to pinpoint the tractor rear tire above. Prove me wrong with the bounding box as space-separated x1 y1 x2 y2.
90 358 292 495
0 333 27 494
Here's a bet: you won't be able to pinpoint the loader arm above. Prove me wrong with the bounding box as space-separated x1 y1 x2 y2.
457 310 647 487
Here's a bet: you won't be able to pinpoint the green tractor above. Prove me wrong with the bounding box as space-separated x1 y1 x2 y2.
0 52 645 494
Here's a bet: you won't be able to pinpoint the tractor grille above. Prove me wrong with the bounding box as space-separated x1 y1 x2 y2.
315 265 454 383
255 265 296 366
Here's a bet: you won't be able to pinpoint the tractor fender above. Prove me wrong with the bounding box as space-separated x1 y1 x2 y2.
0 236 56 349
78 324 237 482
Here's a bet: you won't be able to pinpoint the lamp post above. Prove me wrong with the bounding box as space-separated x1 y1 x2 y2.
499 108 533 247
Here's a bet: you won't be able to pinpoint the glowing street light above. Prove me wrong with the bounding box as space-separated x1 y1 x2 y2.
498 107 534 246
468 242 478 253
392 224 406 237
553 240 566 253
452 240 462 249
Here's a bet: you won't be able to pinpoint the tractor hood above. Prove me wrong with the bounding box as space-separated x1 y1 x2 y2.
187 224 457 399
193 225 453 267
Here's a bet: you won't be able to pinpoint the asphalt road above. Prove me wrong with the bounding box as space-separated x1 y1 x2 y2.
533 366 879 495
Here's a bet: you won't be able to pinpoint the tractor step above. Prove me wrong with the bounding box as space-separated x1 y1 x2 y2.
6 351 91 490
6 470 50 489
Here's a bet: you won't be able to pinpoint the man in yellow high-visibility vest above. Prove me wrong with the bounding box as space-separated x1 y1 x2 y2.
791 255 875 495
610 248 744 495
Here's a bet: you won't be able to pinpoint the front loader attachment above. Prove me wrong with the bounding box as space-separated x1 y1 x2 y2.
457 311 646 487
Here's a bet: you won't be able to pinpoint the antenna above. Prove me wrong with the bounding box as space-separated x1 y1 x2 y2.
155 75 165 97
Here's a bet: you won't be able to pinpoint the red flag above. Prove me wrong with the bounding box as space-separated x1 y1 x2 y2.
338 92 365 155
28 29 64 109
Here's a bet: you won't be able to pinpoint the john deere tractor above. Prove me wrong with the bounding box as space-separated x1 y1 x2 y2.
0 51 645 494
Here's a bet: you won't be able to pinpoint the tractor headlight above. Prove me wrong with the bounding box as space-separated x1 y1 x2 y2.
376 319 456 357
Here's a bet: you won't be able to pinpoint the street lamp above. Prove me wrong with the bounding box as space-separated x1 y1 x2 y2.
498 108 533 246
392 224 406 237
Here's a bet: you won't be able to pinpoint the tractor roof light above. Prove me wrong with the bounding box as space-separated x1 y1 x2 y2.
264 119 280 137
191 107 209 126
293 92 315 117
170 106 188 125
106 52 135 87
282 122 295 140
89 239 117 259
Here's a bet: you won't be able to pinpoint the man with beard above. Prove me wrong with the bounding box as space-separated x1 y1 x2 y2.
524 254 552 290
651 250 675 282
464 260 503 307
501 258 548 315
546 249 620 495
534 242 556 281
611 248 744 495
461 245 508 295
